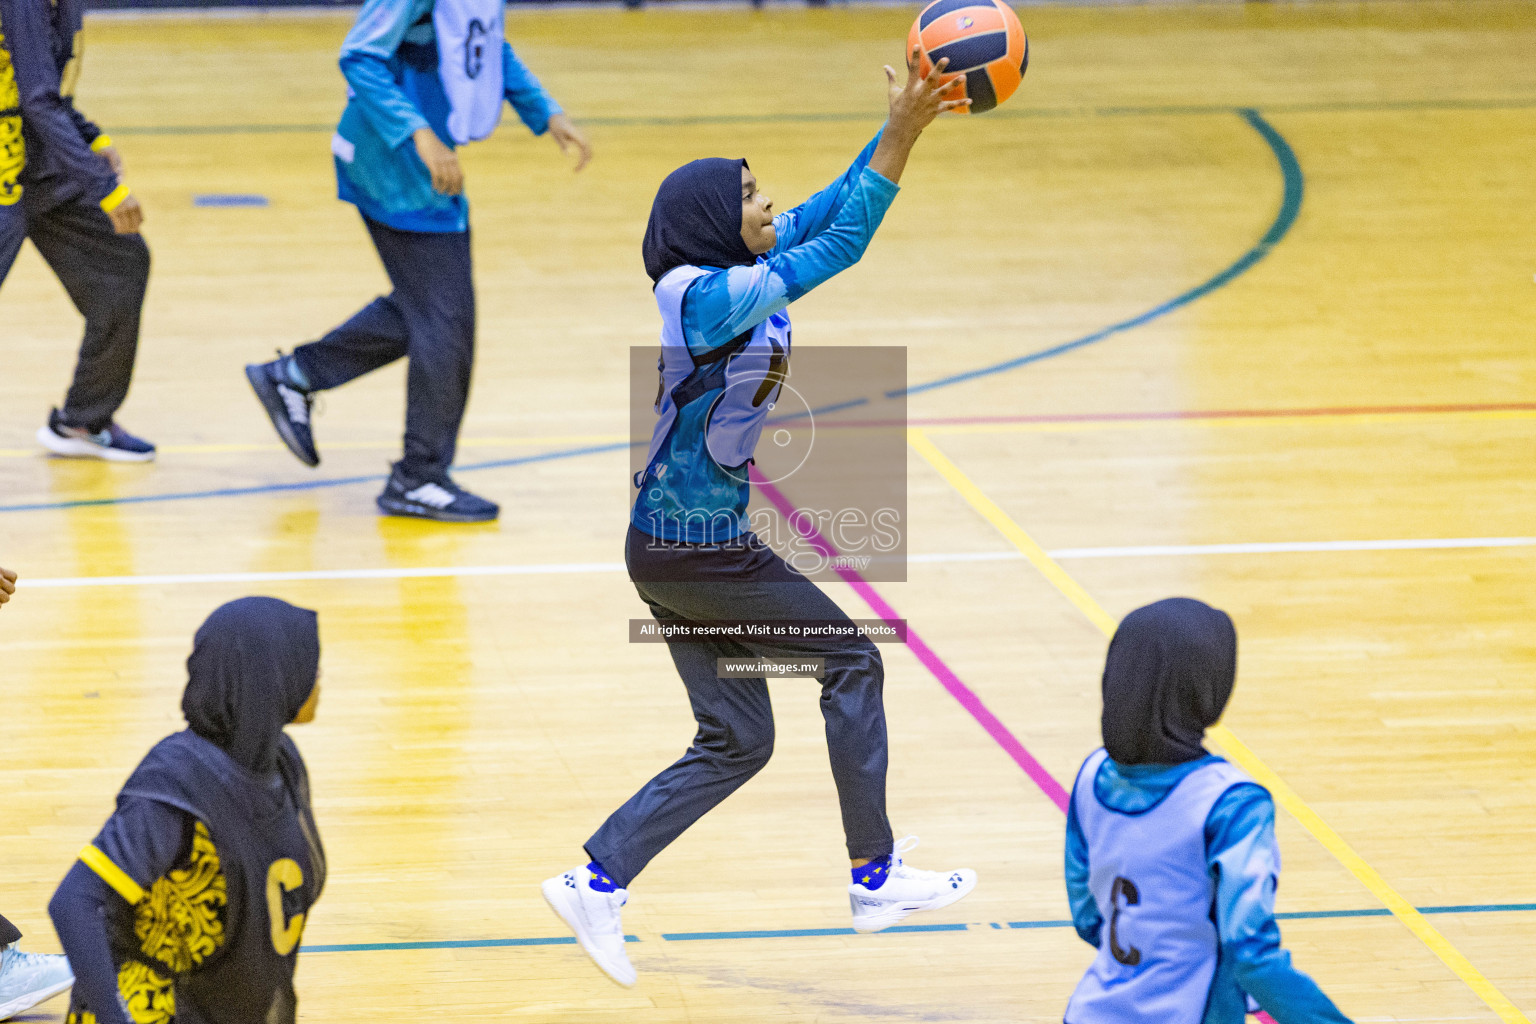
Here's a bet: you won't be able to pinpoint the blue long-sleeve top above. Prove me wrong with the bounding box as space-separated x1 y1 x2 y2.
0 0 116 211
332 0 560 233
1064 756 1352 1024
679 129 893 355
629 131 898 541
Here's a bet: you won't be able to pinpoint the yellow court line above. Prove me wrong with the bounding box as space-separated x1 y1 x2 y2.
905 425 1532 1024
920 408 1536 437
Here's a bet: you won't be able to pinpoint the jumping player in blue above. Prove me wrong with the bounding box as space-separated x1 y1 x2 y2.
245 0 591 522
542 51 977 988
49 597 325 1024
1065 597 1353 1024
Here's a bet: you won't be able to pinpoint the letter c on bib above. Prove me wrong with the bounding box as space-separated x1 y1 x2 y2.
266 859 306 955
1108 875 1142 967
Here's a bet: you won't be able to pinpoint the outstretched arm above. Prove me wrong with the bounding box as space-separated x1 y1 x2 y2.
680 53 964 354
1208 786 1354 1024
769 129 884 255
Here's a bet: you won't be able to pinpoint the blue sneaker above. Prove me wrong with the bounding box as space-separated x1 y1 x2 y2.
245 355 319 467
0 943 73 1020
376 463 499 523
36 409 155 462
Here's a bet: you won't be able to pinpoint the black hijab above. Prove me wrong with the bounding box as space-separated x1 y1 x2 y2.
642 157 757 283
182 597 319 776
1100 597 1237 766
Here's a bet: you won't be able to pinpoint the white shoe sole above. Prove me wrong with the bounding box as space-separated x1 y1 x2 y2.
541 876 637 988
850 872 979 934
0 975 74 1019
36 426 154 463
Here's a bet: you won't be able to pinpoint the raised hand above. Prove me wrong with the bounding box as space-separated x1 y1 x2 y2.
868 47 969 185
885 47 971 136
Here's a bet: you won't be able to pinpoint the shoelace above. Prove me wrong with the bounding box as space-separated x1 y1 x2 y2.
278 384 311 425
888 834 942 880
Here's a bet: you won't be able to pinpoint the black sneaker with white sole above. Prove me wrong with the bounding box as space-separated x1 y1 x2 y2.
36 409 155 462
376 463 499 523
245 356 319 467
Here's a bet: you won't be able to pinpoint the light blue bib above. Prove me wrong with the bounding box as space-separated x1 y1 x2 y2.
433 0 504 145
1066 748 1253 1024
632 265 792 543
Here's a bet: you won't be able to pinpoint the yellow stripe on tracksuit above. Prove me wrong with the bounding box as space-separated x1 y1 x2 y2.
79 844 147 905
905 425 1531 1024
0 15 24 207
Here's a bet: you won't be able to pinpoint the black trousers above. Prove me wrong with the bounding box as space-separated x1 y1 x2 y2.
0 193 151 431
584 527 894 887
292 216 474 480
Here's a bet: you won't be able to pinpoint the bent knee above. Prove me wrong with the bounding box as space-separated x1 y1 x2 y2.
698 721 774 774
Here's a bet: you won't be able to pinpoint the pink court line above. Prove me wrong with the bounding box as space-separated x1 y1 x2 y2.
749 468 1070 813
810 400 1536 430
748 473 1284 1024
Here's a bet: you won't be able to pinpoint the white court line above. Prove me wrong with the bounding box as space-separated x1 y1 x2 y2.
17 537 1536 588
1047 536 1536 559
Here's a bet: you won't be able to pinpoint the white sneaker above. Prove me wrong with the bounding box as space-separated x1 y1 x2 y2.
0 943 74 1020
36 410 155 463
848 835 977 934
541 866 636 987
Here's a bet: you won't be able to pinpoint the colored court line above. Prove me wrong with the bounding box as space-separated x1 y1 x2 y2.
894 108 1302 397
19 536 1536 589
192 194 269 207
106 94 1536 138
293 902 1536 955
0 109 1305 515
750 467 1071 812
4 400 1528 462
905 427 1533 1024
0 440 630 514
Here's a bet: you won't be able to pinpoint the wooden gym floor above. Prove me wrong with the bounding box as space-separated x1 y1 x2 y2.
1 1 1533 1021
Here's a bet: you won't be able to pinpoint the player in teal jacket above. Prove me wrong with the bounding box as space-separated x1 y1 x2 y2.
246 0 590 522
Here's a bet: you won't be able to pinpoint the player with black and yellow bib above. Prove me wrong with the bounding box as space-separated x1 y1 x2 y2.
0 0 153 461
0 4 25 258
48 598 326 1024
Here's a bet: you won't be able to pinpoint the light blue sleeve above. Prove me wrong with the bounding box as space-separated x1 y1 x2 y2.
338 0 431 150
681 166 901 355
768 128 884 255
502 40 561 136
1065 791 1103 947
1207 786 1354 1024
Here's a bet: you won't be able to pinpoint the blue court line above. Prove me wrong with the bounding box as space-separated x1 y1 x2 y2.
893 108 1302 397
662 922 968 941
107 95 1536 138
305 933 639 953
298 904 1535 954
193 194 269 207
0 444 632 513
3 109 1300 515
